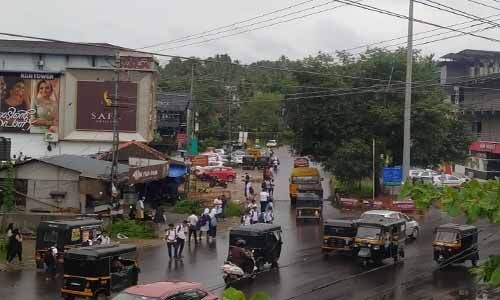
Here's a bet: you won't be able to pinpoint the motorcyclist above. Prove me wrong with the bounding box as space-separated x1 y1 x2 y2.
228 239 254 274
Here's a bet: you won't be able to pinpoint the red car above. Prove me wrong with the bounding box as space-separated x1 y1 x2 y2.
390 200 417 213
204 167 236 182
113 281 218 300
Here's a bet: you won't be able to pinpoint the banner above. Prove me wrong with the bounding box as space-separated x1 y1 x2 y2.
76 81 137 132
128 164 167 184
0 72 61 134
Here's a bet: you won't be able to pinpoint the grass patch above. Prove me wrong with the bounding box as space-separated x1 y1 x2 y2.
333 178 373 198
174 200 203 215
224 201 243 217
109 219 155 239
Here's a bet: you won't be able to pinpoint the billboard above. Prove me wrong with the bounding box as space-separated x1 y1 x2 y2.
76 81 137 132
0 72 61 134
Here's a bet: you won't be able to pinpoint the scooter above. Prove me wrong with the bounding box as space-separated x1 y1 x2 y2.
222 259 257 284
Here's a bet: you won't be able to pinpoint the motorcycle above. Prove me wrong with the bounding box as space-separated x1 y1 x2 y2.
209 177 228 188
222 260 257 284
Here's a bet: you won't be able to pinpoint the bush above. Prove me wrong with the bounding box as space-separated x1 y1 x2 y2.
174 200 203 215
109 219 155 239
225 201 243 217
334 178 373 198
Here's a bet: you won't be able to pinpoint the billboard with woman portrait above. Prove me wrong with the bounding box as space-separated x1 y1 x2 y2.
0 72 60 134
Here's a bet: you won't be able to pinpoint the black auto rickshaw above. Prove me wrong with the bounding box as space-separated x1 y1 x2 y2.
296 192 323 222
61 244 139 300
256 156 270 170
322 219 358 256
228 224 282 270
35 219 103 269
433 223 479 267
354 216 406 266
242 155 256 170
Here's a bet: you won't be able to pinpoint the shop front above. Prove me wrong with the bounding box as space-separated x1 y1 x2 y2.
466 141 500 180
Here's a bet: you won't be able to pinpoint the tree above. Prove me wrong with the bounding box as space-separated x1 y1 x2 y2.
400 181 500 285
284 48 470 188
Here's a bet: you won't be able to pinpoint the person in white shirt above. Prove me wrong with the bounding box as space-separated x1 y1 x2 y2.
250 207 260 224
259 189 270 213
264 205 274 224
136 197 145 220
164 224 177 260
213 197 223 219
175 221 187 259
187 211 199 243
241 212 251 226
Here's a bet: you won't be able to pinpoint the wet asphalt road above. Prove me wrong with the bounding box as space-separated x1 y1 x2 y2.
1 147 500 300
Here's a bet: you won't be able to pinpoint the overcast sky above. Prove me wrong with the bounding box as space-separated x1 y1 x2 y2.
5 0 500 63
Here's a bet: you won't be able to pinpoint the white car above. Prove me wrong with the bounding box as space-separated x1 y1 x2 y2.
360 210 420 240
416 170 440 181
266 140 278 147
432 174 466 187
409 168 425 178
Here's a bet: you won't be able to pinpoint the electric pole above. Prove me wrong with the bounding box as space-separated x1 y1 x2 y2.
402 0 414 182
110 52 120 200
187 63 195 154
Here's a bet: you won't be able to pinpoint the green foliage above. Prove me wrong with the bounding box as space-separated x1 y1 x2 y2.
223 288 270 300
1 162 15 212
173 200 203 215
0 238 7 262
109 219 155 239
400 180 500 285
285 49 470 186
224 201 243 217
334 177 373 198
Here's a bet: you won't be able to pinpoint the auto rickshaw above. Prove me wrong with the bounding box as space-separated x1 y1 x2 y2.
354 216 406 266
256 156 270 170
433 223 479 267
35 218 103 269
296 192 323 222
322 219 358 256
61 244 139 300
242 156 256 170
228 224 282 270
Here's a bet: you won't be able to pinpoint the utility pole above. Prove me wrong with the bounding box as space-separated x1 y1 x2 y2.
402 0 414 182
110 52 120 200
372 138 376 202
187 63 195 154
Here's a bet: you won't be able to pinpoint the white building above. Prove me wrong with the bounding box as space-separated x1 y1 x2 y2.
0 39 157 158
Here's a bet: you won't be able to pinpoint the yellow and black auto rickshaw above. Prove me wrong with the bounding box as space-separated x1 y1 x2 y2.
433 223 479 267
322 219 358 256
61 244 139 300
354 216 406 266
35 219 103 269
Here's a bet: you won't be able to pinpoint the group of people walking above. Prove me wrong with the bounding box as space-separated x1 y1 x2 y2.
241 165 276 225
5 223 23 264
164 196 226 260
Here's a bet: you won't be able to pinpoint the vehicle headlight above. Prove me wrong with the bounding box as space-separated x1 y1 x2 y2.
373 245 380 250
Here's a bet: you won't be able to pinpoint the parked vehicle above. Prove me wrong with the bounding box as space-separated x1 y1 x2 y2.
113 281 218 300
296 193 323 222
432 174 467 187
61 244 139 300
322 219 358 256
354 216 406 266
256 156 270 170
242 156 256 170
433 223 479 267
414 170 440 182
266 140 278 148
360 210 420 240
208 177 228 189
226 224 282 276
35 219 103 269
390 199 417 214
289 167 323 206
203 167 236 182
408 168 425 178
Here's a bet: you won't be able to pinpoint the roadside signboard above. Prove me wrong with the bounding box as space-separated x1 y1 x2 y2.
128 164 167 184
383 167 402 186
188 155 209 167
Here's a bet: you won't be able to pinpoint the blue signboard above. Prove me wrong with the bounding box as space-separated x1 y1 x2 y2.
383 166 402 186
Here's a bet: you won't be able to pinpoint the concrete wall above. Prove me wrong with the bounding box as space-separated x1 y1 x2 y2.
0 161 81 212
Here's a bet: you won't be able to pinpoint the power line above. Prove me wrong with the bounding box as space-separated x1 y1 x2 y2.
143 0 345 50
467 0 500 11
137 0 320 49
157 0 365 51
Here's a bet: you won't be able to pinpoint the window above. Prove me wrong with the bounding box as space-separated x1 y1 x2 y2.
43 230 58 243
167 290 206 300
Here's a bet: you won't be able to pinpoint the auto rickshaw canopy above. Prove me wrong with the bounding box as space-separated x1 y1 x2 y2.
65 244 137 260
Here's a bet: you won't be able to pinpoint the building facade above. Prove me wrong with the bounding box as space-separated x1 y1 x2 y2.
0 40 158 158
155 93 191 151
440 49 500 179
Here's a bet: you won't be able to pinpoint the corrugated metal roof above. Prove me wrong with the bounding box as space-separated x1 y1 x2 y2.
0 39 121 56
39 154 128 179
157 93 192 111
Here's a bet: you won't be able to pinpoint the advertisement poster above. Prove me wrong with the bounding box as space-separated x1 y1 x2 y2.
76 81 137 132
0 72 61 134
